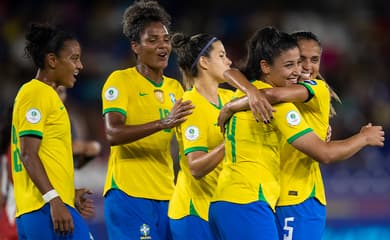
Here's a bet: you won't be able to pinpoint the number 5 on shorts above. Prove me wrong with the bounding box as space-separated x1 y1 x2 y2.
283 217 294 240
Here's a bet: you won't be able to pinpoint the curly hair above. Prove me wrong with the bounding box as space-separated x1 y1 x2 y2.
122 0 171 42
24 22 76 68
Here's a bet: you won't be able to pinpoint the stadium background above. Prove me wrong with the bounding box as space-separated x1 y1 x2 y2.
1 0 389 239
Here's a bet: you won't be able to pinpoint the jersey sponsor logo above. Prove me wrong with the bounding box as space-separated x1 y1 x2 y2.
26 108 41 124
139 92 148 96
286 110 301 126
169 93 176 103
105 87 118 101
303 80 317 85
185 126 200 141
139 224 151 239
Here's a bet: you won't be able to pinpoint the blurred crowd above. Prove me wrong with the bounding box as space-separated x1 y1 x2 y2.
1 0 389 221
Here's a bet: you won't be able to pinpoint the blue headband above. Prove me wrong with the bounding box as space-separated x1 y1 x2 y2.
190 37 217 71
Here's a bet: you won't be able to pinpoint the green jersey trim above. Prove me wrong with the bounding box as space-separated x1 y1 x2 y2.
111 176 119 189
189 199 200 216
299 82 315 102
145 76 164 87
309 184 316 198
184 146 208 155
287 128 313 144
103 108 127 117
258 184 267 202
210 95 223 110
19 130 43 138
227 116 237 163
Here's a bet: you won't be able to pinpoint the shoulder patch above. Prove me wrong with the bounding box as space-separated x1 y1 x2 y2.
26 108 41 124
185 126 200 141
105 87 119 101
303 80 317 85
286 110 301 126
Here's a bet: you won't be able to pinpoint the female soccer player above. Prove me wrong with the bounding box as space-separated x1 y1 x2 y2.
209 26 384 240
11 22 93 239
101 1 193 239
167 33 234 239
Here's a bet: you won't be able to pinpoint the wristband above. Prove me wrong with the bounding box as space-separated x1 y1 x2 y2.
42 189 59 203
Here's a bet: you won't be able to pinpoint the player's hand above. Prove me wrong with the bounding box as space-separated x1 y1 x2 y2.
75 188 95 219
246 88 275 123
160 98 194 129
218 104 233 134
360 123 385 147
50 197 74 235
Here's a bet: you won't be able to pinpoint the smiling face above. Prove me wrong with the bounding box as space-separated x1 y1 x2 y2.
131 21 171 71
298 39 321 80
201 40 232 83
53 40 83 88
265 47 301 87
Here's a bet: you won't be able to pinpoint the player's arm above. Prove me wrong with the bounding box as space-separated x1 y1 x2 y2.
291 123 385 164
20 136 74 233
223 68 274 123
218 84 310 132
104 98 194 146
262 84 310 103
187 143 224 179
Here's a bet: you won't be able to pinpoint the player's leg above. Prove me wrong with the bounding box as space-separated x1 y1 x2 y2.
170 215 213 240
156 200 172 240
209 201 278 240
275 197 326 240
16 204 63 239
68 205 93 239
104 189 164 239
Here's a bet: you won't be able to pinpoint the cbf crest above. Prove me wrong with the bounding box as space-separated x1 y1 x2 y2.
154 89 164 103
139 223 151 239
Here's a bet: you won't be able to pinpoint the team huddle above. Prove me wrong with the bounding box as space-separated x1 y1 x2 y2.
9 0 385 240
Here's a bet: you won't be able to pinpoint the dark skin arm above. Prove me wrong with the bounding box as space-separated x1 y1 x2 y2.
223 69 275 123
291 123 385 164
218 84 309 133
20 136 73 234
104 98 194 146
187 143 225 179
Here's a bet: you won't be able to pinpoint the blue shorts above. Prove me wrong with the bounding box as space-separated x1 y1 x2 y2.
104 189 171 240
169 215 213 240
209 201 278 240
16 203 92 240
275 197 326 240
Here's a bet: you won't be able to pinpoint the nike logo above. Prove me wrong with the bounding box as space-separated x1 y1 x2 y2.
60 106 65 110
139 92 148 96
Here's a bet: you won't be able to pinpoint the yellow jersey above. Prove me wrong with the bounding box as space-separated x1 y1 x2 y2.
277 79 330 206
11 79 75 217
212 80 312 211
168 87 234 221
102 67 184 200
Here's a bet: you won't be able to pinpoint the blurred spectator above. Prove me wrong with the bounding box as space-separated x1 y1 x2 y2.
0 106 17 240
56 86 101 169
